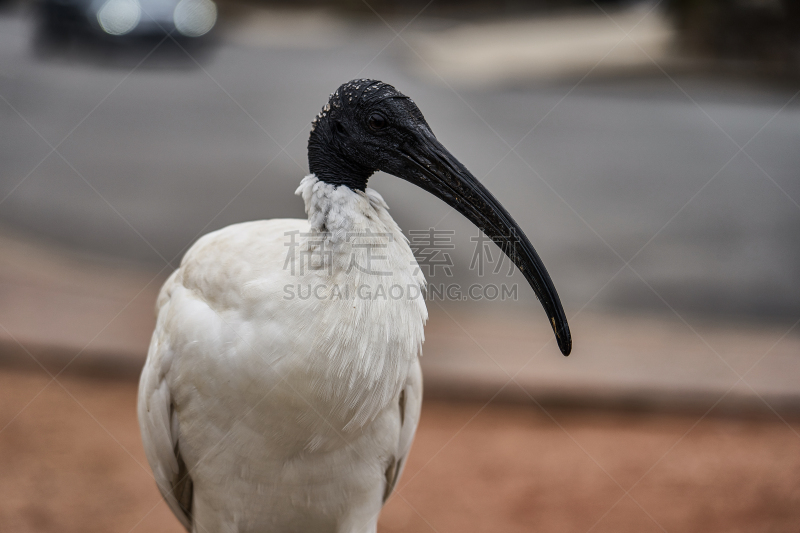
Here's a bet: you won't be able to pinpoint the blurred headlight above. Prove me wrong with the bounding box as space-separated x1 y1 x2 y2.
173 0 217 37
97 0 142 36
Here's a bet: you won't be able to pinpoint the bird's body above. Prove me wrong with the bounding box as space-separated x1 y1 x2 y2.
139 79 571 533
139 177 425 532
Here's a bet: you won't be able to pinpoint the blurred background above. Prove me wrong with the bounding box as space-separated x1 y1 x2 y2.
1 0 799 531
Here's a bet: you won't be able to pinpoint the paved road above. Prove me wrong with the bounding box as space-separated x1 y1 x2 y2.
1 7 799 321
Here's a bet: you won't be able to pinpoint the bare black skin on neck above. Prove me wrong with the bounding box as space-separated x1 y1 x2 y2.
306 79 573 356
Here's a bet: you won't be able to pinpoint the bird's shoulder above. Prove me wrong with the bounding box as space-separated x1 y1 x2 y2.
161 219 309 312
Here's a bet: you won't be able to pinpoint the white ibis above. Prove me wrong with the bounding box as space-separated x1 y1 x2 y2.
138 79 571 533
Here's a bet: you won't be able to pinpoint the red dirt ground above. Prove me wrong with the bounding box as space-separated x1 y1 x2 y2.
1 368 799 533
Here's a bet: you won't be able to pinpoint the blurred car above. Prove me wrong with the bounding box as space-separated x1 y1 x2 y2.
37 0 217 42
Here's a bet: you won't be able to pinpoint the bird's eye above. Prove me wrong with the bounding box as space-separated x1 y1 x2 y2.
367 113 388 132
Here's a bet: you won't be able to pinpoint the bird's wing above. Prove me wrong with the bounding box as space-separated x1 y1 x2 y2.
384 358 423 502
137 270 193 531
137 219 309 530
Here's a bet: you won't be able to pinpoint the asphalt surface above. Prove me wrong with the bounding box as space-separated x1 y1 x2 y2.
1 5 799 322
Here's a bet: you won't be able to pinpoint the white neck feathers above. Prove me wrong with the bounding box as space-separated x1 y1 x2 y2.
293 175 427 432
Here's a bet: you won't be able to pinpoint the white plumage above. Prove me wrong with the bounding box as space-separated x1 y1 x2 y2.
139 176 425 532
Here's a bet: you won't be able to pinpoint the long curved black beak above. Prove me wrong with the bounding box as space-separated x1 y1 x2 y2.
396 129 571 356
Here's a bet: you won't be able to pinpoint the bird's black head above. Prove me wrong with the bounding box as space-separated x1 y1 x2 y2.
308 79 430 191
308 79 572 356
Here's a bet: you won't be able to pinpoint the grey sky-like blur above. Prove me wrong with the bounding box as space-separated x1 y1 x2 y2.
1 2 799 323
